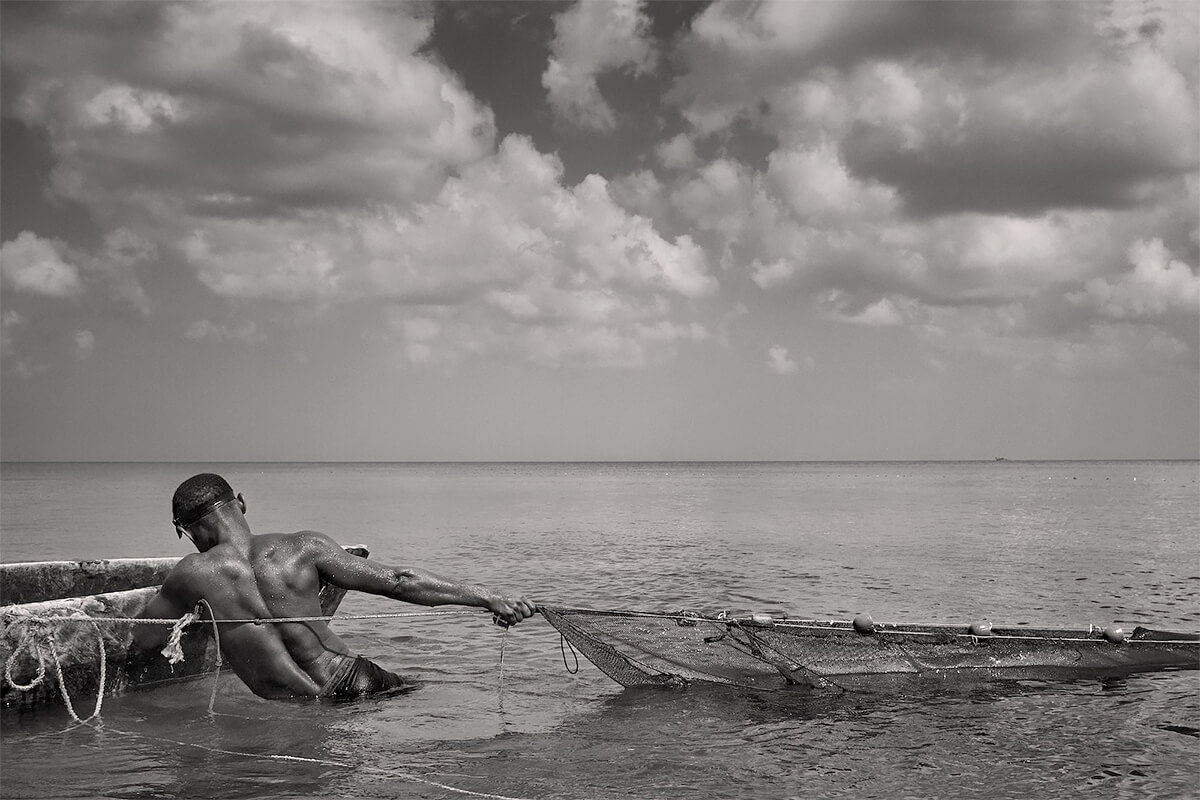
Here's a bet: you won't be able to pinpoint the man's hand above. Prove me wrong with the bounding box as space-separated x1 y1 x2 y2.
488 595 537 628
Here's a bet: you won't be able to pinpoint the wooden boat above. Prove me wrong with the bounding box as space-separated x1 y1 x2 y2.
1 546 369 710
541 607 1200 691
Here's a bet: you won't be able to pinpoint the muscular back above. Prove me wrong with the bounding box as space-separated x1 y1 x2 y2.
150 532 352 699
140 520 532 700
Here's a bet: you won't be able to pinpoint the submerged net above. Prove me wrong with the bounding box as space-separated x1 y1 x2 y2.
539 607 1200 690
540 607 839 690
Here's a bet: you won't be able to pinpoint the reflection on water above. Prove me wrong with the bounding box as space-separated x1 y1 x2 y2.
5 669 1196 800
2 461 1198 798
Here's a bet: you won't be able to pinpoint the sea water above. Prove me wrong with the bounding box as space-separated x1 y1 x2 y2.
1 461 1197 799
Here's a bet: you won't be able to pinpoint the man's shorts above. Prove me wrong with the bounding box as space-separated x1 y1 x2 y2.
318 653 412 699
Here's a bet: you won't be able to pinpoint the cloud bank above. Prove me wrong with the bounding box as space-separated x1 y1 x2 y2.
657 0 1199 374
2 0 1196 380
3 1 712 368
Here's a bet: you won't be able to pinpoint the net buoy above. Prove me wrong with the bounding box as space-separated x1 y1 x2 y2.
749 613 774 626
968 620 992 636
852 613 875 634
1103 625 1127 644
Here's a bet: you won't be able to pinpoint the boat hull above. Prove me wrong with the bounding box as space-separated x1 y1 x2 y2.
541 607 1200 691
1 546 369 709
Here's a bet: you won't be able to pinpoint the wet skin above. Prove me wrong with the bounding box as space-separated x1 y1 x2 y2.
134 500 536 700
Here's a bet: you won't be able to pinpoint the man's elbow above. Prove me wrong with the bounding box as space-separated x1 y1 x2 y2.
387 568 419 600
132 624 168 651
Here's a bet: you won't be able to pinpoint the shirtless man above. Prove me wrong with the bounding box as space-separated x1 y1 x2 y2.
134 473 536 700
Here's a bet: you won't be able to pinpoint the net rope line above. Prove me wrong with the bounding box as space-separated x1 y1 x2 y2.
554 609 846 691
4 602 1153 644
2 608 483 626
544 606 1139 645
545 609 755 689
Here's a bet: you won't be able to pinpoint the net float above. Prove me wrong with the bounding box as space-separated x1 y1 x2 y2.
968 620 992 636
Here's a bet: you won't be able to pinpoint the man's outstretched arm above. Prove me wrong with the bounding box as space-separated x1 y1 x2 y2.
306 532 537 626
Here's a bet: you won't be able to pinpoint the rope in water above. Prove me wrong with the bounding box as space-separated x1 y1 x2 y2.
199 599 222 716
44 718 538 800
5 608 534 799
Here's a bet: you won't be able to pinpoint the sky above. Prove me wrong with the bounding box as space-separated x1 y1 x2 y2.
1 0 1197 462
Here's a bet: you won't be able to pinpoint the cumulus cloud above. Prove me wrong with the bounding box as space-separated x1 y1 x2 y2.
3 3 717 369
93 228 154 315
542 0 657 131
1067 239 1198 322
0 232 84 298
184 319 263 343
672 1 1093 134
655 108 1194 370
767 344 798 374
6 2 495 225
72 330 95 359
819 291 908 327
672 1 1198 216
657 134 698 170
766 143 895 222
839 50 1198 215
1 311 24 358
361 136 715 367
171 133 715 366
0 311 42 378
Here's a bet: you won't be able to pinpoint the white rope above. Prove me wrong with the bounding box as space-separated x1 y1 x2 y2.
3 612 108 724
200 599 222 716
498 627 508 701
161 610 201 665
2 608 483 627
4 618 49 691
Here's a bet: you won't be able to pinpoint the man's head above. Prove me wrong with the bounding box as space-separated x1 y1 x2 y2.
172 473 243 543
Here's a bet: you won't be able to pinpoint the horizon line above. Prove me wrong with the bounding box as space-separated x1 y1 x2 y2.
2 458 1197 465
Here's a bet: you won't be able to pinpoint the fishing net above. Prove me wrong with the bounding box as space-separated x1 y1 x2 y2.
539 607 1200 690
540 607 841 690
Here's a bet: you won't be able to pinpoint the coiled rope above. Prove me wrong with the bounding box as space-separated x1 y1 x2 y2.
3 611 108 724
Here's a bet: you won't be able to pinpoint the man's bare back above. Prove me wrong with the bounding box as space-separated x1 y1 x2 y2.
136 474 537 700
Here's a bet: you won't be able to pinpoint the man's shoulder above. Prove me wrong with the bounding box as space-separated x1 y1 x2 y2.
161 551 219 597
256 529 334 545
170 550 213 574
253 530 339 557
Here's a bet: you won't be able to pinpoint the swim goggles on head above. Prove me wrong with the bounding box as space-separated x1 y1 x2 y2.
173 490 237 533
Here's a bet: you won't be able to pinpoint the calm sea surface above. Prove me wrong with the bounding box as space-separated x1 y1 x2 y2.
2 461 1198 799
